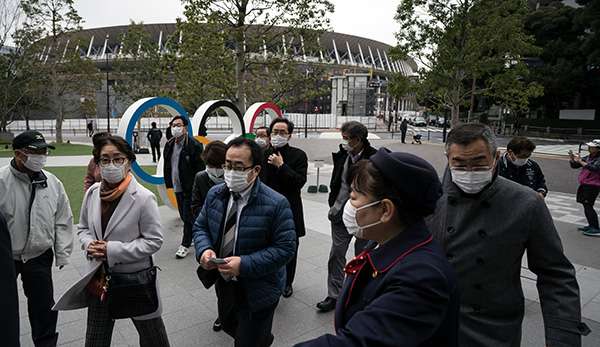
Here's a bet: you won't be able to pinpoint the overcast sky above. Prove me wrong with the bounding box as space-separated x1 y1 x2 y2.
74 0 399 45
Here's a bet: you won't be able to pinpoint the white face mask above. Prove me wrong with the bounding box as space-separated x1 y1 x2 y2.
512 157 529 167
23 154 47 172
224 168 254 193
206 167 225 184
101 163 127 184
450 168 494 194
171 126 185 138
271 135 289 148
342 200 382 238
255 137 268 148
341 140 352 152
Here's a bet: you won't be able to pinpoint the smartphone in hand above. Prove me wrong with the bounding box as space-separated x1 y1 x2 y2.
209 257 228 265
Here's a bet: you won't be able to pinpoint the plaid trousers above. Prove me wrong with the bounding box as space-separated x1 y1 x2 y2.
85 298 171 347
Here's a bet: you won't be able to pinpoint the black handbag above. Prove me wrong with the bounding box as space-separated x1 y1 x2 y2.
106 259 160 319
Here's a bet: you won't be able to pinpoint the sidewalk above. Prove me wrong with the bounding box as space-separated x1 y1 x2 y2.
15 198 600 346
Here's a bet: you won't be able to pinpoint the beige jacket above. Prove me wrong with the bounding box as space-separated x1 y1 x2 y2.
54 176 164 320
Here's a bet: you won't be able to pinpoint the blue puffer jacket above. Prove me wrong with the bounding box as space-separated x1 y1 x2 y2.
192 179 297 312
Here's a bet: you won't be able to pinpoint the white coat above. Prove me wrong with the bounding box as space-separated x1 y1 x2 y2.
53 176 164 320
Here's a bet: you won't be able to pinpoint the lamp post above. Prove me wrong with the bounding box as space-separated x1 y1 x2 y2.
106 54 110 132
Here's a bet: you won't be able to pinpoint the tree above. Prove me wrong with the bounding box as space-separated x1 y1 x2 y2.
180 0 334 113
525 1 599 118
20 0 99 143
394 0 542 126
112 21 172 105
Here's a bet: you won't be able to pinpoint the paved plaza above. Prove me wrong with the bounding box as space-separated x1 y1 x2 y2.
11 138 600 346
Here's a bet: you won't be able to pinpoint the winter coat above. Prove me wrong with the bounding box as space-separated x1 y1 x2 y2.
163 135 205 197
192 180 296 312
427 172 589 347
262 144 308 237
53 177 164 320
294 221 459 347
191 171 216 218
0 213 19 347
498 153 548 195
0 162 73 266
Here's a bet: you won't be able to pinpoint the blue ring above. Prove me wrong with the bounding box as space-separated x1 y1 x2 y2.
125 97 191 185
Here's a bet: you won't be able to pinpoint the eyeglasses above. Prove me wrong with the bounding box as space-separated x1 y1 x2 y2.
271 130 289 136
450 165 492 172
222 164 254 172
99 157 127 167
171 124 184 128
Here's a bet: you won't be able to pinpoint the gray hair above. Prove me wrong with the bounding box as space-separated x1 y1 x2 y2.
445 123 498 156
341 121 368 142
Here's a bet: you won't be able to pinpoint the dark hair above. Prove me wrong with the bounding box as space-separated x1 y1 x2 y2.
507 136 536 154
227 137 263 166
446 123 497 155
341 121 368 142
350 159 419 223
169 115 189 127
151 122 157 127
201 140 227 167
255 126 270 136
269 118 294 134
92 132 111 149
94 135 136 163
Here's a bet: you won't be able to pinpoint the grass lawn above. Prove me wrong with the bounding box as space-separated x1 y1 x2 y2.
45 166 163 223
0 142 93 157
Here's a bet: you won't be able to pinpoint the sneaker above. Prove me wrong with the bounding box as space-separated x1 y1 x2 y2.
583 228 600 237
175 246 189 259
577 225 591 231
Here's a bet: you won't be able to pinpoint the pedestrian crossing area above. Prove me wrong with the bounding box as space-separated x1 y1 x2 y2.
545 191 598 226
533 144 589 157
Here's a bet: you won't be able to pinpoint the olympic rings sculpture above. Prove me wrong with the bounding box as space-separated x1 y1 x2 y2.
117 97 282 208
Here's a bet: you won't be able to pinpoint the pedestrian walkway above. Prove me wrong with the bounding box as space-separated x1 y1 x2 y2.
16 202 600 346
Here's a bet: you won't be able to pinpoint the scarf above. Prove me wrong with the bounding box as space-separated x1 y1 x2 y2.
99 174 132 235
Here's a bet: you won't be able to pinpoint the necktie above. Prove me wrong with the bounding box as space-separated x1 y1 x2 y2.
220 192 241 259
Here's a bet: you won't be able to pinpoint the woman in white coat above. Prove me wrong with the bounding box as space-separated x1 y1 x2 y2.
54 135 170 346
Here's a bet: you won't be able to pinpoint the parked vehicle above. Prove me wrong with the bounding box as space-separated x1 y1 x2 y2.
413 117 427 127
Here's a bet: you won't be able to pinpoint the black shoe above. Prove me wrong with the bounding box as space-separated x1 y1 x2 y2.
212 317 222 332
316 297 336 312
283 285 293 298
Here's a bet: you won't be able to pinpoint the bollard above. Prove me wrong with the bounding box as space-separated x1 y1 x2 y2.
427 130 430 142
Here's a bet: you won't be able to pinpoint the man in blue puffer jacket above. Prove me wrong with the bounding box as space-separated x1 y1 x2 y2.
193 137 296 347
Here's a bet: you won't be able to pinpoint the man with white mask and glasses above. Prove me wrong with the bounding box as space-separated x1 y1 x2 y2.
193 137 296 347
164 115 205 259
427 123 589 347
0 130 73 347
498 136 547 198
262 118 308 298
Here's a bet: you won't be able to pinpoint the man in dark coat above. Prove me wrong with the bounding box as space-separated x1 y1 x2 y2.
1 213 19 347
427 123 589 347
400 118 408 144
316 121 378 312
146 121 163 163
262 118 308 298
164 115 205 259
498 136 547 198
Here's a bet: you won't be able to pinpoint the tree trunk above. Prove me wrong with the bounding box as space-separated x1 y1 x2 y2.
468 76 476 122
235 49 246 113
55 107 63 144
451 104 461 127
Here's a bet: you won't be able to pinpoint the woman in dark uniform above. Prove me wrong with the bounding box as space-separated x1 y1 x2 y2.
296 148 459 347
